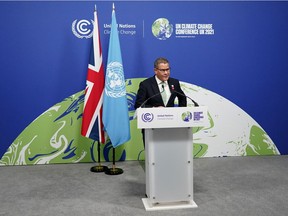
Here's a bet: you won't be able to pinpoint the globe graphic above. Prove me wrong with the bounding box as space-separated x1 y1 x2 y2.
0 78 279 165
152 18 173 40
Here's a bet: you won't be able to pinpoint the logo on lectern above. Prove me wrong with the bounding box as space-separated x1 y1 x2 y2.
141 113 154 122
182 111 193 122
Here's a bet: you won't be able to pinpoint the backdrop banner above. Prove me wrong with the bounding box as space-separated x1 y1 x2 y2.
0 1 286 165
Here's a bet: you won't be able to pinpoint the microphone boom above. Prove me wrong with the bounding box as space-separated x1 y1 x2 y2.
171 86 199 107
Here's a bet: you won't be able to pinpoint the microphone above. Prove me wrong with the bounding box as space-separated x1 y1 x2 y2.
171 85 199 107
139 85 165 108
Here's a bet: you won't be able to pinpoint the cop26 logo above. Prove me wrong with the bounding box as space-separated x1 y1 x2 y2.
141 113 154 122
72 19 94 39
182 111 193 122
152 18 173 40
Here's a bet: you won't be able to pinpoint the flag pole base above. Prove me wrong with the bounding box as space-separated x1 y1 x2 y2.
105 165 123 175
90 165 108 173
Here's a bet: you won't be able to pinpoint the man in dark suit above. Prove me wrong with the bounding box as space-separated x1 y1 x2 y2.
134 57 187 147
134 57 187 109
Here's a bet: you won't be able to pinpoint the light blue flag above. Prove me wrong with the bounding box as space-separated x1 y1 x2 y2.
103 4 131 148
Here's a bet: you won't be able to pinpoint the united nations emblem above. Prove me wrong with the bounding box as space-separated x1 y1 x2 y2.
105 62 126 98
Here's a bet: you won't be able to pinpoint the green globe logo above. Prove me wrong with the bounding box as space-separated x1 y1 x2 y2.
182 111 192 122
152 18 173 40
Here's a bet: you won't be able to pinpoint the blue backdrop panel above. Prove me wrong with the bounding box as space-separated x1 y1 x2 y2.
0 1 287 157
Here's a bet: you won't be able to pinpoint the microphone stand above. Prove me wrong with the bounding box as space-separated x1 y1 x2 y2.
139 86 165 108
171 88 199 107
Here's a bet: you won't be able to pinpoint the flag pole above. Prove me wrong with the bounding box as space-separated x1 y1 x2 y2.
90 141 108 172
103 2 129 175
105 147 123 175
81 4 107 173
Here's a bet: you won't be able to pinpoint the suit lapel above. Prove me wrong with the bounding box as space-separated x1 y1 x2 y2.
151 77 159 94
167 79 172 92
151 76 164 105
167 79 176 106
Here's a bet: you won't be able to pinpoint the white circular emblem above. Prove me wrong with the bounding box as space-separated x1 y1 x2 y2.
72 19 94 39
105 62 126 98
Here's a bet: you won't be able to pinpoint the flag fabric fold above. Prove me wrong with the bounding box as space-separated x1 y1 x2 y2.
81 7 105 144
103 5 131 148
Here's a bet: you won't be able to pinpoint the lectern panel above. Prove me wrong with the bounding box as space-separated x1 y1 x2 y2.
137 107 206 209
145 128 193 203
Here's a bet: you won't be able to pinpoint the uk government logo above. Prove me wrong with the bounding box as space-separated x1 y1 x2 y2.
72 19 93 39
105 62 126 98
152 17 215 40
141 113 154 123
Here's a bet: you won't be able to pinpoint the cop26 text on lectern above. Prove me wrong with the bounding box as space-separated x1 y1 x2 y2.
137 106 208 211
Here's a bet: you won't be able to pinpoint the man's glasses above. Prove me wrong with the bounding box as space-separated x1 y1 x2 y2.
156 67 170 72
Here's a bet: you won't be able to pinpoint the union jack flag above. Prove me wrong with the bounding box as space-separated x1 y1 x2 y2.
81 7 105 144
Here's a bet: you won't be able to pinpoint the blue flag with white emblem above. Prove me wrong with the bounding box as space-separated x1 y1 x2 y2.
103 4 131 148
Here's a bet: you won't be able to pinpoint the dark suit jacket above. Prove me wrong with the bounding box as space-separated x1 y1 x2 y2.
134 76 187 109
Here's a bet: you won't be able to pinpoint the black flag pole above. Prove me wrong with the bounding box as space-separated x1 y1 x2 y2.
105 147 123 175
90 141 108 173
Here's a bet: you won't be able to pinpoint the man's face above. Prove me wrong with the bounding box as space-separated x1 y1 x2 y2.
154 63 170 82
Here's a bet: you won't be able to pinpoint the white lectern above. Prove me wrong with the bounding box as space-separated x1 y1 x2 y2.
137 106 208 211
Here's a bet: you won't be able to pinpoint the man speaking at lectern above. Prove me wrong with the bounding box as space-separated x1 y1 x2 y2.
134 57 187 109
134 57 187 147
